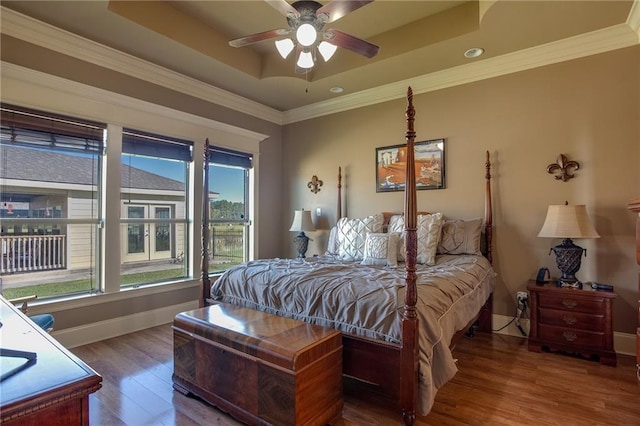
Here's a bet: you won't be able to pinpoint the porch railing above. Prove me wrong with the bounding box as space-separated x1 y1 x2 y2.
210 228 244 262
1 234 66 274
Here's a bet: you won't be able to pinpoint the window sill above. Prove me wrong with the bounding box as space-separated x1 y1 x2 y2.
24 278 200 315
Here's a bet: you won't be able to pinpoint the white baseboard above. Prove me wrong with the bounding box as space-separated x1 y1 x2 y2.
613 331 637 356
52 300 199 348
491 314 636 357
51 308 636 356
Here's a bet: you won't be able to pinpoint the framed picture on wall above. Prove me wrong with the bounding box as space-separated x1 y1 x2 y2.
375 138 445 192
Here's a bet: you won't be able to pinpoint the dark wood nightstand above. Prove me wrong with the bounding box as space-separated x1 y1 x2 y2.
527 281 617 366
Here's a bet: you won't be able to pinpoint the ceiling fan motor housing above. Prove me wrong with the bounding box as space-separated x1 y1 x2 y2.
287 1 327 33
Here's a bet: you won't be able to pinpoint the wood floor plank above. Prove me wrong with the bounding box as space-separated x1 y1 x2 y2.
71 324 639 425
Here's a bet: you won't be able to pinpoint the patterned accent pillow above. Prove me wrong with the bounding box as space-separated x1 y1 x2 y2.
388 212 444 265
361 232 400 267
437 218 483 255
336 213 384 261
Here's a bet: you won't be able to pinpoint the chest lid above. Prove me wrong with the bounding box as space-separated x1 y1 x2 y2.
174 303 342 371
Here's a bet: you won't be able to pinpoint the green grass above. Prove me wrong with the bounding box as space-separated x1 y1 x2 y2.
2 268 185 300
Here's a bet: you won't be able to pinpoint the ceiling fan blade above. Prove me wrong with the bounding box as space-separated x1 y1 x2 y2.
229 28 291 48
323 28 379 58
265 0 300 18
317 0 374 23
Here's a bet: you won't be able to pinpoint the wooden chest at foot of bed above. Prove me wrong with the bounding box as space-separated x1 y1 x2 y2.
172 303 343 426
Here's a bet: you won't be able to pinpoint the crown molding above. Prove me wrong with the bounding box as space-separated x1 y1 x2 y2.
629 0 640 35
0 6 283 125
2 5 638 126
0 62 269 144
283 22 639 124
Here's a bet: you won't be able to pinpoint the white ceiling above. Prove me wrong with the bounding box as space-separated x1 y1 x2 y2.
2 1 638 114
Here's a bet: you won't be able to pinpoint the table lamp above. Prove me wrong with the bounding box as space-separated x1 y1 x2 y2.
289 209 315 258
538 202 599 288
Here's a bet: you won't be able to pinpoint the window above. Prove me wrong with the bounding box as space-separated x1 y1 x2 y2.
0 104 105 300
207 145 252 272
120 129 192 288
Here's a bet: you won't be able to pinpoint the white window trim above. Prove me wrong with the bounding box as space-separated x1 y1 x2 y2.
1 62 268 308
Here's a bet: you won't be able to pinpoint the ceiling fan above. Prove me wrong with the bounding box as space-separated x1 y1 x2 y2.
228 0 379 73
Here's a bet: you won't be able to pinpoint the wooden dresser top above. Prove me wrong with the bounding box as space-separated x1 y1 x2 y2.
0 296 101 419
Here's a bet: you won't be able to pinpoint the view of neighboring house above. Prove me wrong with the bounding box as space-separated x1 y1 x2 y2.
1 144 186 276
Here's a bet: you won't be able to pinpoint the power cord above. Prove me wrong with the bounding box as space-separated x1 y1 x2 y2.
493 297 528 336
515 298 527 337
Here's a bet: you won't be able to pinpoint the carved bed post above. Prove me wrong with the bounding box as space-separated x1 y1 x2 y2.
476 150 494 332
200 138 211 307
337 166 342 220
484 150 493 265
401 87 418 426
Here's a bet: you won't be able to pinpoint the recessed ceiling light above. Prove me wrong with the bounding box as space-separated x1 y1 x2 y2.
464 47 484 59
329 86 344 94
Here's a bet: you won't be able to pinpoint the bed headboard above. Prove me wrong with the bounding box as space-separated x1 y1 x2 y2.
336 161 493 264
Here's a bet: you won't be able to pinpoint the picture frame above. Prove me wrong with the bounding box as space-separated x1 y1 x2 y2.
375 138 445 192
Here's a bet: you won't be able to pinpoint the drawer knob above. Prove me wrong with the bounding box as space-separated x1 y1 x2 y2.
562 315 577 325
562 299 577 309
562 331 577 342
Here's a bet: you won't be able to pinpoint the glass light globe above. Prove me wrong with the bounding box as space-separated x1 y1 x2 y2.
296 50 314 69
275 39 295 59
318 41 337 61
296 23 317 47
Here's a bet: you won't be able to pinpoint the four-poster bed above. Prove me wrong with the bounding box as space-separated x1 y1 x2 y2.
190 87 495 424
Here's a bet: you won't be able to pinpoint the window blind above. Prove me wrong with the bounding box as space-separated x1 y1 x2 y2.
208 145 252 169
0 104 105 153
122 129 193 162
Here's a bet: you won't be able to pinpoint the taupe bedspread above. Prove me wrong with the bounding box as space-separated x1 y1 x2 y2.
210 254 495 414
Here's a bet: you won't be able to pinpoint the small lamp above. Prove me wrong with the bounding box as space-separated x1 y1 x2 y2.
289 209 315 258
538 202 600 288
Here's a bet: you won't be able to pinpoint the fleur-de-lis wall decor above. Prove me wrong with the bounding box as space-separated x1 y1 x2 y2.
308 175 323 194
546 154 580 182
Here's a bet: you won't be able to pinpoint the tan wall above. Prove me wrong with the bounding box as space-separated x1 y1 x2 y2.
283 46 640 334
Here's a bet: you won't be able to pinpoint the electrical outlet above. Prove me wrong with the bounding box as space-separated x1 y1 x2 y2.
517 291 528 303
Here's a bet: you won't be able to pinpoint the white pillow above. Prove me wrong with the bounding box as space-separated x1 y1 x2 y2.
388 212 444 265
361 232 400 267
325 226 339 255
336 213 384 261
437 218 483 255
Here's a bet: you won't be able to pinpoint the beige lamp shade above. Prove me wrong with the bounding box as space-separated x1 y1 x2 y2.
289 209 315 232
538 204 599 239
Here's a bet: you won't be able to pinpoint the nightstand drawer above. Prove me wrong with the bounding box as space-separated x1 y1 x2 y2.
538 294 604 313
538 308 604 331
538 324 604 349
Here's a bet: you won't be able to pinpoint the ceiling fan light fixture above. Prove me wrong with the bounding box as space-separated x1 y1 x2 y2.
318 41 337 62
296 23 317 47
297 50 314 69
275 38 295 59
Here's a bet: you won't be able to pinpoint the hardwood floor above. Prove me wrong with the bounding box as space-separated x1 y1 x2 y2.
71 325 639 425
